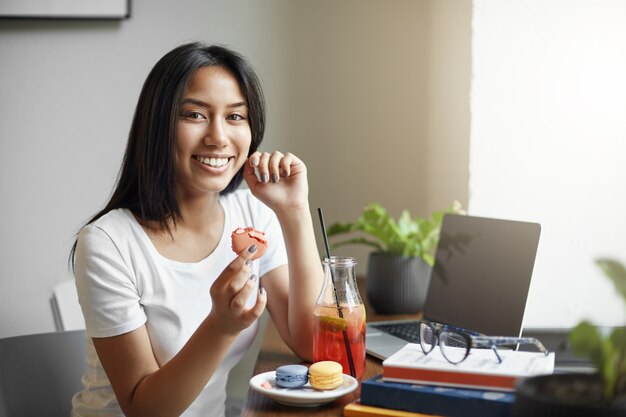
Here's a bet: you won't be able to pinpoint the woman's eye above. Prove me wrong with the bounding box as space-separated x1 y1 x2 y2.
228 113 246 121
183 111 205 120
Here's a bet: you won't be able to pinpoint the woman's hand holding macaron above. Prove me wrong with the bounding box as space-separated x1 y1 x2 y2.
207 236 267 337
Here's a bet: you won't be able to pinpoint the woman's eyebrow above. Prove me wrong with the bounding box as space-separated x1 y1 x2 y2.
181 98 247 108
226 101 247 108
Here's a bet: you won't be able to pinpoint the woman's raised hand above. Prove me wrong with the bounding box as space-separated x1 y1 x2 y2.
244 151 309 214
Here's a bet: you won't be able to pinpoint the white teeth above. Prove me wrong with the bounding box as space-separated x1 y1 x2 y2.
198 156 228 167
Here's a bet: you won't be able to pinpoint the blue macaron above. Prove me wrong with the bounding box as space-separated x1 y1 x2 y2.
274 364 309 388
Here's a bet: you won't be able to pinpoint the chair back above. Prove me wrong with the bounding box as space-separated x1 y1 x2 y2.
0 330 86 417
51 279 85 331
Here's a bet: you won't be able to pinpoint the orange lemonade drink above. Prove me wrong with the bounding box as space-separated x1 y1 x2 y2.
313 304 366 379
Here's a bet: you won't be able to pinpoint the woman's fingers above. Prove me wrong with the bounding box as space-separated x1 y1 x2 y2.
279 152 297 178
249 151 292 184
237 286 267 326
211 244 257 299
257 152 271 183
209 242 267 328
268 151 283 183
229 274 258 313
247 286 267 321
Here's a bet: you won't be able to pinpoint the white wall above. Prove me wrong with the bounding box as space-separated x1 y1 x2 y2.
471 0 626 327
1 1 472 338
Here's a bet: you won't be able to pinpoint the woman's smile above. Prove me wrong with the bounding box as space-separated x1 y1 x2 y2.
193 155 233 171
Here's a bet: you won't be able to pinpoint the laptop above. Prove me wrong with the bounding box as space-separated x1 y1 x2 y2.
366 213 542 360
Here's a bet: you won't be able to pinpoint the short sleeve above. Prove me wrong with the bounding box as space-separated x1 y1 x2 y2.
74 225 147 338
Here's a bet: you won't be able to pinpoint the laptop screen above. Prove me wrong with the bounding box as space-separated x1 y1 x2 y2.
423 214 541 337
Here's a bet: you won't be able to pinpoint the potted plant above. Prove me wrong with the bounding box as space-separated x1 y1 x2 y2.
327 202 464 314
512 258 626 417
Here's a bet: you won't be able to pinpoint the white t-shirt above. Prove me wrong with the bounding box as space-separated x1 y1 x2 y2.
71 189 287 417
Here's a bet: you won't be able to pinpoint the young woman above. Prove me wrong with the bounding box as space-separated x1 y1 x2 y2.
70 42 323 417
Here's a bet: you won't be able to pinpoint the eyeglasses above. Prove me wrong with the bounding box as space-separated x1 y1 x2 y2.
419 320 550 364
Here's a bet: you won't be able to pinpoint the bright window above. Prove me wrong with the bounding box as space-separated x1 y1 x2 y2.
471 0 626 327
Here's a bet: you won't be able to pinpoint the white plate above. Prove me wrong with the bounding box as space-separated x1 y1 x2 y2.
249 371 358 407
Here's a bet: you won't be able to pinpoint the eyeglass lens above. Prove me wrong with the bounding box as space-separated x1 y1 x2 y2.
419 321 471 364
439 331 469 363
419 322 436 354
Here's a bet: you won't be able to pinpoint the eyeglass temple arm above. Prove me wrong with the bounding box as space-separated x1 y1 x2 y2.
433 322 484 336
472 336 550 356
490 345 503 363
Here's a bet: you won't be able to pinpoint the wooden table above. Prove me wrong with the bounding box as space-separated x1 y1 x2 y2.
242 278 421 416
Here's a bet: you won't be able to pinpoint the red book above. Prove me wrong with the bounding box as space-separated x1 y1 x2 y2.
382 343 554 391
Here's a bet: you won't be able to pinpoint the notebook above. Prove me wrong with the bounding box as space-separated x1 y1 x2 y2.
366 213 542 360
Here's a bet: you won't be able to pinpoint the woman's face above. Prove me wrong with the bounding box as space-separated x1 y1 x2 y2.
175 65 251 198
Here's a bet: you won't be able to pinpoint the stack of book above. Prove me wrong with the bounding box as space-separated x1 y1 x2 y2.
352 343 555 417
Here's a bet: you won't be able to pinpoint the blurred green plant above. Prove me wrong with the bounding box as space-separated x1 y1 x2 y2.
326 202 464 266
569 259 626 400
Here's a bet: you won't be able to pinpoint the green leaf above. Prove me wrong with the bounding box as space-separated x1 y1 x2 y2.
326 222 358 238
569 321 605 369
609 328 626 375
568 259 626 401
600 328 626 400
609 327 626 351
616 328 626 398
422 253 435 267
357 205 402 253
397 210 418 237
596 259 626 306
602 337 618 399
324 201 465 262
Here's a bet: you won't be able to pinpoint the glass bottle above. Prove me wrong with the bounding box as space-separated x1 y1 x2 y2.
313 256 366 379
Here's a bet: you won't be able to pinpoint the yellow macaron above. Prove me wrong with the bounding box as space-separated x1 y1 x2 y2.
308 361 344 390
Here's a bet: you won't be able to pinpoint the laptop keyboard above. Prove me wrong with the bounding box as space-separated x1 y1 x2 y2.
371 321 469 348
372 322 421 343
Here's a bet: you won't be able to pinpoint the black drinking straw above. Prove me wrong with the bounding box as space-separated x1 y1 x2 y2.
317 208 357 378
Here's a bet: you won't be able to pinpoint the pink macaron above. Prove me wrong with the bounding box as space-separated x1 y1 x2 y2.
231 227 268 260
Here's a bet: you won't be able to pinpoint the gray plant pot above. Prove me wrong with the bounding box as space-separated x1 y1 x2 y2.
366 252 432 314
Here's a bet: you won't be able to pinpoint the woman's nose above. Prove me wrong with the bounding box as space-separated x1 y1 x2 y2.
203 119 228 146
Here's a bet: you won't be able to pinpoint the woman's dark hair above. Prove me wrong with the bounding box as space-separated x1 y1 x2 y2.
69 42 265 267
